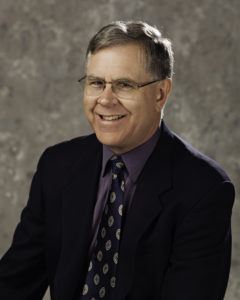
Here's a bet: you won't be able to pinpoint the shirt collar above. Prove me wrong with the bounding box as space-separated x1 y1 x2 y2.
101 124 161 183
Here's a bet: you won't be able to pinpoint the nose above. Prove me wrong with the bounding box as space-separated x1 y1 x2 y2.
97 83 118 105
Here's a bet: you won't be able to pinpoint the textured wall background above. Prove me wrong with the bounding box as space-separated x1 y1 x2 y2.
0 0 239 299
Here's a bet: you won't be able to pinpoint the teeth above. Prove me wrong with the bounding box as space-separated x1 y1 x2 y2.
101 115 123 120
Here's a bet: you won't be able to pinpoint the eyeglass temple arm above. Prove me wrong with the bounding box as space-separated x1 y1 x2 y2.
137 79 161 88
78 75 86 83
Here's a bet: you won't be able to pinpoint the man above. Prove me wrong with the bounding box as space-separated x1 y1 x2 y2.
0 21 235 300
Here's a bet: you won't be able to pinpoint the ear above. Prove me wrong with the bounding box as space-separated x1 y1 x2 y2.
155 78 172 112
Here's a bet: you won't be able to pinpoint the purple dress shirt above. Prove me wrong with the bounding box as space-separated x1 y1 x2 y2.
89 125 161 254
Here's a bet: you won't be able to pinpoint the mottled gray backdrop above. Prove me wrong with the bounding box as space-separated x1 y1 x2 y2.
0 0 239 299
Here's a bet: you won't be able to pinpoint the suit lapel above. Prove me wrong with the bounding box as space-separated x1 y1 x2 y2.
53 135 102 300
116 122 174 299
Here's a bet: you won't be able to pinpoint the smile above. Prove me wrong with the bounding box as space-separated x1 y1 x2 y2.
99 114 126 121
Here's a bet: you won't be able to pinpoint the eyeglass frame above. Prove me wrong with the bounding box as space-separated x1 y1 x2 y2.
78 75 162 96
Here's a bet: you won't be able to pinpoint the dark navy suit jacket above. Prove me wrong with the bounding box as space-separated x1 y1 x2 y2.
0 121 235 299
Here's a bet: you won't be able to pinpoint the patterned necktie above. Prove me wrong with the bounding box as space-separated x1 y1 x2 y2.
81 155 125 299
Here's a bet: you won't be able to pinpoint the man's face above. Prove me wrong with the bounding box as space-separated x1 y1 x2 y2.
84 43 170 154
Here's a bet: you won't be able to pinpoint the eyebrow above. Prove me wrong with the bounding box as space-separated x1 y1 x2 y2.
86 74 137 83
114 78 137 83
87 75 104 81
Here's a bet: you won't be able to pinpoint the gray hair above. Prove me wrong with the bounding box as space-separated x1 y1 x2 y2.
86 21 174 80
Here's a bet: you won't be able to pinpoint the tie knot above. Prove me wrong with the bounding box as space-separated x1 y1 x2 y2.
110 155 125 175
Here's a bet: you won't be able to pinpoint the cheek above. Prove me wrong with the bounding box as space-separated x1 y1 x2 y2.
83 97 88 110
84 98 94 117
133 103 158 134
131 101 152 120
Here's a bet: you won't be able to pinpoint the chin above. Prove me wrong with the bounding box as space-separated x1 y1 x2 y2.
96 132 119 147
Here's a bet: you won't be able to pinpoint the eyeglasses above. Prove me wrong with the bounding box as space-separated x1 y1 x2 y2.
78 75 161 100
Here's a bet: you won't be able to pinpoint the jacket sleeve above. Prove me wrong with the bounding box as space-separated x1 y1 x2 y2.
0 152 49 300
161 180 235 300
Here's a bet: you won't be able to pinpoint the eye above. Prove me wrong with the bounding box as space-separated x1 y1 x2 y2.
88 80 104 88
116 81 135 89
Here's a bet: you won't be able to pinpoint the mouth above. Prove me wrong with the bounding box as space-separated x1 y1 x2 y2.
97 114 126 121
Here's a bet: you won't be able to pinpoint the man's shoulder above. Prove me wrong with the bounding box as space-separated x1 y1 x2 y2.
38 133 101 170
161 122 231 185
161 123 235 226
173 132 229 182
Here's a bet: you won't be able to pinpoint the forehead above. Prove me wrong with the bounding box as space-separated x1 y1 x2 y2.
86 43 151 80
